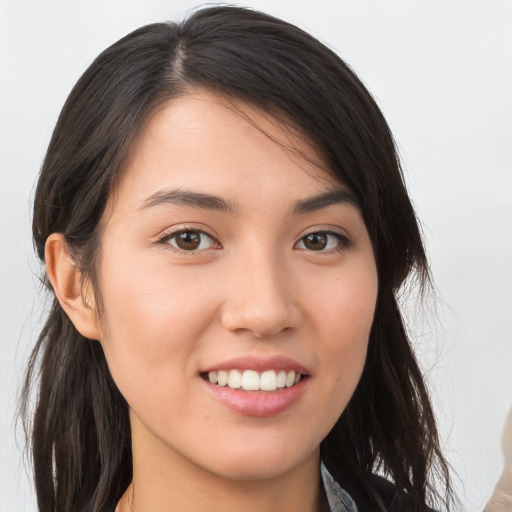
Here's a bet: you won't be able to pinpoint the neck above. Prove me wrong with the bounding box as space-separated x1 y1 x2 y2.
121 415 326 512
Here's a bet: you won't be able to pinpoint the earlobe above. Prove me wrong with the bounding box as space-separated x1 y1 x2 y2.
45 233 101 341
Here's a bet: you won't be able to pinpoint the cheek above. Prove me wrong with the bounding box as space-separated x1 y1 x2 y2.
95 252 220 393
307 260 377 343
304 261 377 402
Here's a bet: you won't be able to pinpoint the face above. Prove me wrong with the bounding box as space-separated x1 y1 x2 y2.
94 90 378 481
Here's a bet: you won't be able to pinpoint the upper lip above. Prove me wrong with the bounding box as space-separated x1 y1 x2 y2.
202 355 310 375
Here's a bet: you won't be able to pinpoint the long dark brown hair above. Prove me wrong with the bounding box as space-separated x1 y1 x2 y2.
22 6 454 511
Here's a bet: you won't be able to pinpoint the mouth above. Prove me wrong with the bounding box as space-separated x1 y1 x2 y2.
201 369 305 392
200 356 310 416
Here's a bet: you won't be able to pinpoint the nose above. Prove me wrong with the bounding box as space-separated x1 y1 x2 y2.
220 249 302 338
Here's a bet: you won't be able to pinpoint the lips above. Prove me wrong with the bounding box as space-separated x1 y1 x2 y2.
201 355 310 417
202 355 309 374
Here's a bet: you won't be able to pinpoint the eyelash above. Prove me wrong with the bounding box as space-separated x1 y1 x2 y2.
156 228 351 254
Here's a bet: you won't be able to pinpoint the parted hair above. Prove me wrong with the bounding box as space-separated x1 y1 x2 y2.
22 6 453 512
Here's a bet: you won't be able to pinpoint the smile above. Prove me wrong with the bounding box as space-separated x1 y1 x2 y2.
201 356 310 415
206 369 302 392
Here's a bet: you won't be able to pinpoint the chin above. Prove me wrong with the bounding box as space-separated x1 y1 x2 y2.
196 440 319 482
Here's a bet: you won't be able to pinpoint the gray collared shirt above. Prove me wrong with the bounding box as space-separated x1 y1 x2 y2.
321 462 359 512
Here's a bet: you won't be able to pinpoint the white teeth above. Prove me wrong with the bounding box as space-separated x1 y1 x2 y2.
276 370 287 388
228 369 242 389
217 370 228 386
241 370 260 391
260 370 277 391
207 369 302 391
285 371 296 388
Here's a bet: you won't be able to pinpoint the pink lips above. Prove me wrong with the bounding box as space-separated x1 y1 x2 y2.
201 355 310 417
202 355 309 374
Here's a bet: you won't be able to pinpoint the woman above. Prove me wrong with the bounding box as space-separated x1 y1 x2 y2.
22 6 454 512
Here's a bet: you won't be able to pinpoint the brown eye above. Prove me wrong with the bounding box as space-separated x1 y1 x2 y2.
296 231 348 252
166 230 216 251
303 233 328 250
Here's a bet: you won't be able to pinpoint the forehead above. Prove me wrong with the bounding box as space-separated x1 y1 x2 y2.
113 89 343 210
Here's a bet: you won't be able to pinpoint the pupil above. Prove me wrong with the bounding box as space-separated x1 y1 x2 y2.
305 233 327 250
177 231 200 250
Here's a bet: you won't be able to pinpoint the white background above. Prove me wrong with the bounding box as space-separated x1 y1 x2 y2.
1 1 511 510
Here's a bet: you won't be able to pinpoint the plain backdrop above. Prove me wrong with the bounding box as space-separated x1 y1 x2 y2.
1 1 511 511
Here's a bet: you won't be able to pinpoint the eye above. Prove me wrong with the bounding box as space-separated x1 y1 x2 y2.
162 229 218 252
295 231 349 252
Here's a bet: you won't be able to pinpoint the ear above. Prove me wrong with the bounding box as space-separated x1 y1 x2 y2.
45 233 101 341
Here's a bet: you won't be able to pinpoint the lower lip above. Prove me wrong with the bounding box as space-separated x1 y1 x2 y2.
203 377 308 417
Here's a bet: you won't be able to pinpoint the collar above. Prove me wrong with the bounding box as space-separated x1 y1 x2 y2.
321 461 359 512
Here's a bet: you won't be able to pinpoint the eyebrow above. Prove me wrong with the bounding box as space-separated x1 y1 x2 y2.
140 188 239 214
291 189 360 214
140 186 360 215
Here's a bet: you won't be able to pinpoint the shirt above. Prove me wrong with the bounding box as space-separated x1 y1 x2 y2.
321 461 359 512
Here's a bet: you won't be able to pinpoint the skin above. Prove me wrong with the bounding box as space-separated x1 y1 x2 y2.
47 89 378 512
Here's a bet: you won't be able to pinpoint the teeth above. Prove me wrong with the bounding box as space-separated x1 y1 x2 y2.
260 370 277 391
228 369 242 389
217 370 228 386
276 370 287 388
241 370 260 391
207 369 302 391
